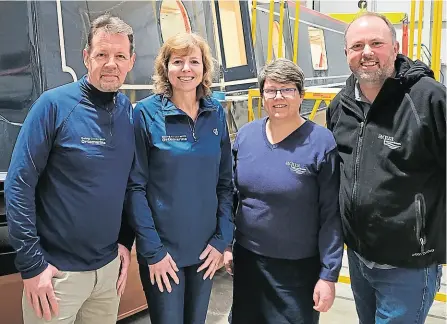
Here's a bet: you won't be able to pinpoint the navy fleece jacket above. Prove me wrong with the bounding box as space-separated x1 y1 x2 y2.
5 76 135 279
125 94 234 267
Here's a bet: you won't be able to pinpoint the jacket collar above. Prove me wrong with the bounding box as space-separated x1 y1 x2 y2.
160 94 217 116
79 75 117 108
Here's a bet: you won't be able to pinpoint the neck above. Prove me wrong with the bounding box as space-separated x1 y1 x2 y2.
171 90 198 119
267 114 305 144
359 82 383 103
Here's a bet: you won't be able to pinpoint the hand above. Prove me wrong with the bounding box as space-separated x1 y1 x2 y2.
116 244 131 296
313 279 336 312
149 253 179 293
23 263 59 321
223 247 233 275
197 244 223 280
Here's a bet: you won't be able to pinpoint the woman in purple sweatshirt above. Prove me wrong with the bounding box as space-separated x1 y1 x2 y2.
225 58 343 324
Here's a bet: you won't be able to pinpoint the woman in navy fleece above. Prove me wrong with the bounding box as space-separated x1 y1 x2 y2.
125 33 233 324
225 58 343 324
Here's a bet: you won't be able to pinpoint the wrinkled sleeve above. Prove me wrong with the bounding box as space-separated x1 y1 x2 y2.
5 92 55 279
429 82 446 170
208 104 234 253
317 147 343 282
125 103 167 265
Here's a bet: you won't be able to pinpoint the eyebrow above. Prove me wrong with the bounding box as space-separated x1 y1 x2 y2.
171 56 201 60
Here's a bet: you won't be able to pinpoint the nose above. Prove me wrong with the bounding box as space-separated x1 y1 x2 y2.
362 44 374 56
105 56 118 67
182 61 191 72
274 90 284 99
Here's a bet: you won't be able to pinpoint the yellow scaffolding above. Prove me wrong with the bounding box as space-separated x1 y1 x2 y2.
328 12 406 24
431 0 443 81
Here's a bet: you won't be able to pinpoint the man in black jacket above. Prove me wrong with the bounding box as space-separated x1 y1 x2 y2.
326 12 445 324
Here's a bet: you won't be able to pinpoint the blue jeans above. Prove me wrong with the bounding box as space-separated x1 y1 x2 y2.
347 249 442 324
139 263 213 324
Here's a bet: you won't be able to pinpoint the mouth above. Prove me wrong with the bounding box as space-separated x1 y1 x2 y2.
273 104 287 108
101 75 119 79
360 61 379 68
178 76 195 82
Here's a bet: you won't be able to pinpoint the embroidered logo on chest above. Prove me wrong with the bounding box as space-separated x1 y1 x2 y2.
213 128 218 136
161 135 188 142
378 134 401 150
81 137 106 146
286 161 307 175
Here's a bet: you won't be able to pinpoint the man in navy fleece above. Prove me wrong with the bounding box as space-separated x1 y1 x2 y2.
5 14 136 324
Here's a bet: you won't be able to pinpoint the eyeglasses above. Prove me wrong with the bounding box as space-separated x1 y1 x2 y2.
263 88 297 99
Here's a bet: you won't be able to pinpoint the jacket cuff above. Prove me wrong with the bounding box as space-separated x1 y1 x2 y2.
208 237 227 254
319 268 340 283
21 261 48 280
146 247 168 265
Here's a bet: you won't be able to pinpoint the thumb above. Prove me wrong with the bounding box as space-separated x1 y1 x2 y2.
50 264 59 275
313 290 319 307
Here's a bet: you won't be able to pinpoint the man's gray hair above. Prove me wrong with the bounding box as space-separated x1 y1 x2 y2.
85 14 134 55
344 12 397 47
259 58 305 95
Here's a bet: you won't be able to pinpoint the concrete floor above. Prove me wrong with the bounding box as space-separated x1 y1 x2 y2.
119 259 447 324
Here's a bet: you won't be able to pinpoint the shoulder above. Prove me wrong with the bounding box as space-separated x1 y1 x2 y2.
29 81 81 118
239 118 263 135
410 77 446 100
134 94 163 116
306 121 337 152
202 96 225 115
42 81 81 105
234 118 264 146
116 92 133 107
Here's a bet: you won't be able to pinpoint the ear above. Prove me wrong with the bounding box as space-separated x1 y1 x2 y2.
344 48 347 57
83 49 89 69
129 53 136 71
394 41 400 55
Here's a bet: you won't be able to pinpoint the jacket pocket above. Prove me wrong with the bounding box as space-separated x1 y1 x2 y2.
415 193 427 253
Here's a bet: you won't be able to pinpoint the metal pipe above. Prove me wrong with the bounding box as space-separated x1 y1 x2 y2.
267 0 275 62
430 0 439 74
409 0 416 59
416 0 424 60
434 0 443 81
251 0 257 47
293 1 301 64
278 0 285 58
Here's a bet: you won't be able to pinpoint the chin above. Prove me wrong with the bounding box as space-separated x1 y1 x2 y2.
99 82 121 92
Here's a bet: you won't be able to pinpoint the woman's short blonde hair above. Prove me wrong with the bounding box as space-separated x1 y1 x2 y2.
153 33 214 99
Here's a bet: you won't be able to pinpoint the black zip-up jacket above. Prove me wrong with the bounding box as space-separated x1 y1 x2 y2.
326 55 446 268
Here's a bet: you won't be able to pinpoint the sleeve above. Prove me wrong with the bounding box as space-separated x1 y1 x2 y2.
428 81 446 170
118 101 136 251
125 103 167 265
208 104 234 253
5 92 56 279
317 146 343 282
326 92 342 131
118 206 136 251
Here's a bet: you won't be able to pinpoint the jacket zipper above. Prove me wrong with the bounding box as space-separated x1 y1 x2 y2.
108 97 116 138
415 193 427 253
187 110 208 142
352 121 365 249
